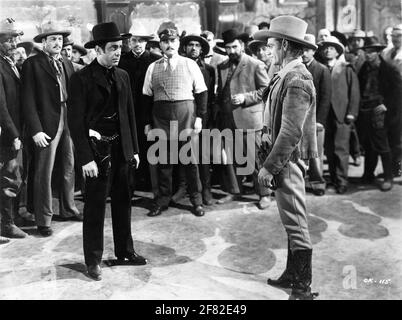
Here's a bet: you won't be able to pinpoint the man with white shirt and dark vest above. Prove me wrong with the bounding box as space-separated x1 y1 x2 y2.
143 28 208 218
22 21 81 237
0 18 27 241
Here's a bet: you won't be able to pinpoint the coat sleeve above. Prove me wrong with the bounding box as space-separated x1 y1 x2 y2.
346 66 360 119
243 62 269 107
0 75 19 143
21 59 43 137
316 66 332 125
67 72 94 167
125 73 139 154
263 79 313 175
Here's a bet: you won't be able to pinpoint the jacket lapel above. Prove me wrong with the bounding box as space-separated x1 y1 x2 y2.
37 51 58 82
220 60 230 86
231 54 247 80
0 58 20 83
91 60 111 94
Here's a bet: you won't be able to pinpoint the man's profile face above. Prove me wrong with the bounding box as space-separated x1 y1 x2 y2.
129 36 147 55
159 38 180 57
185 40 202 59
267 38 282 65
225 39 243 61
97 40 122 67
43 35 63 55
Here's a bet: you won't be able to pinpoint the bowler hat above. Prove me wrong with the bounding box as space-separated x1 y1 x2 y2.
253 15 317 50
34 21 70 43
0 18 23 37
318 35 345 55
85 22 131 49
181 34 210 55
361 37 386 51
217 29 249 48
72 44 87 56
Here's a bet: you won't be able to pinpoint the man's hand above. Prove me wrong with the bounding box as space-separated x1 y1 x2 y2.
89 129 101 140
258 167 274 189
374 104 387 116
82 161 98 178
316 122 324 130
231 94 245 106
133 154 140 169
33 132 51 148
194 117 202 135
345 114 355 124
12 138 22 151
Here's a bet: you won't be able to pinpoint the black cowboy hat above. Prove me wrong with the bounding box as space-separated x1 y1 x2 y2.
72 44 87 56
84 22 131 49
361 37 386 51
181 34 210 55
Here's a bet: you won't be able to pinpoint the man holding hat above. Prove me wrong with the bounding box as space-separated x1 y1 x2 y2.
358 38 402 191
22 21 81 237
255 16 319 300
0 17 28 240
119 23 159 195
68 22 146 281
215 28 271 210
143 27 208 218
319 35 360 194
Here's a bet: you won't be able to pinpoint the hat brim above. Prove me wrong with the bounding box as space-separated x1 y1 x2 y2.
256 30 318 50
130 34 154 40
318 40 345 55
84 33 131 49
181 35 210 55
63 41 74 47
73 45 87 56
33 30 71 43
0 30 24 37
362 44 386 51
248 40 266 53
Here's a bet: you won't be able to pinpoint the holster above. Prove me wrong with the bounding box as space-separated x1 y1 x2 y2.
89 135 117 178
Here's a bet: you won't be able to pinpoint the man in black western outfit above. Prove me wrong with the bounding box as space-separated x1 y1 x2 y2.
143 28 208 218
68 22 147 281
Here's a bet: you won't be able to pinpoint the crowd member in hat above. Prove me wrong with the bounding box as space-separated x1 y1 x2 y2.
317 29 331 42
172 34 215 206
13 46 26 71
301 34 331 196
258 22 270 31
22 21 81 237
68 22 146 281
357 38 402 191
119 23 159 196
255 16 319 300
346 29 366 73
0 18 28 240
146 35 163 58
72 44 87 65
61 37 83 72
255 15 319 300
248 39 278 79
215 28 271 210
382 24 402 177
319 36 360 194
143 27 208 218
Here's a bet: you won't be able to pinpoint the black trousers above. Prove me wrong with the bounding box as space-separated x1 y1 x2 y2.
83 140 134 266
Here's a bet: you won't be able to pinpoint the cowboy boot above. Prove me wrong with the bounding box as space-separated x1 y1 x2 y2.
267 240 294 289
0 196 27 239
291 249 319 300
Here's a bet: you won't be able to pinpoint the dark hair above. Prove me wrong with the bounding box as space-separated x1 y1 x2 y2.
258 22 270 30
273 38 304 57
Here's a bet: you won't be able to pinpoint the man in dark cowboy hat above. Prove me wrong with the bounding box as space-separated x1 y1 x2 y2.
119 22 160 196
143 27 208 218
22 21 81 237
0 17 28 241
255 16 319 299
68 22 147 281
357 37 402 191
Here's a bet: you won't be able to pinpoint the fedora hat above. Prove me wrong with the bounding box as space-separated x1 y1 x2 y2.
248 40 267 54
304 34 317 49
253 15 317 50
181 34 210 54
63 36 74 47
350 29 366 39
34 21 70 43
0 18 23 37
217 29 248 48
318 35 345 55
361 37 386 51
128 22 153 40
85 22 131 49
72 44 87 56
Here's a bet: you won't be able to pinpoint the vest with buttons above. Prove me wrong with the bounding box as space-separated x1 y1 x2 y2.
151 57 194 102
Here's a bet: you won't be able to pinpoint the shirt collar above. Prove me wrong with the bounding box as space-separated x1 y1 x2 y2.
277 57 303 79
44 50 62 62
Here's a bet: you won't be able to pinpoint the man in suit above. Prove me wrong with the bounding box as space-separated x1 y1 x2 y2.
215 29 271 210
302 34 332 196
256 16 319 300
143 28 208 218
119 23 159 195
22 21 81 237
68 22 147 281
319 36 360 194
61 37 83 72
0 18 27 240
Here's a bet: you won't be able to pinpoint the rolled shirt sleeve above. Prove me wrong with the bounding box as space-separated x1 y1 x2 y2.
142 62 155 97
187 59 207 94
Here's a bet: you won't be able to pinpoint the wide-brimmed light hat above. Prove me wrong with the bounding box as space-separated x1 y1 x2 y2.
85 22 131 49
181 34 210 54
128 22 154 40
0 18 23 37
318 35 345 55
34 21 70 43
253 15 317 50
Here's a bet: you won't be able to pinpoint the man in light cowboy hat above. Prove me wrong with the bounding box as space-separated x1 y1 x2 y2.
143 27 208 218
68 21 146 281
22 21 81 237
119 22 160 197
357 37 402 191
383 24 402 177
0 17 28 242
319 35 360 195
255 15 319 300
171 33 216 206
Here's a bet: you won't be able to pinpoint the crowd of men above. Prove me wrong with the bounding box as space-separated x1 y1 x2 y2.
0 15 401 294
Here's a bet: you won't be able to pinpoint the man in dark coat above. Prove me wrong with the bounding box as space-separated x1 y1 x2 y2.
302 34 332 196
119 24 159 195
68 22 147 281
22 22 81 237
0 18 27 240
